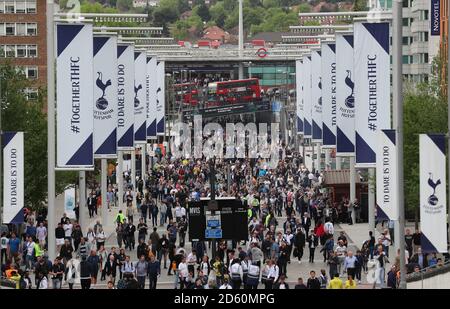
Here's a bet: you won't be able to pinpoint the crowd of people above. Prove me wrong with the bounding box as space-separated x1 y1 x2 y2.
1 148 447 289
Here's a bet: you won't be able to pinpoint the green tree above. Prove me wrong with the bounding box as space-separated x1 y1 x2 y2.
116 0 133 11
262 0 280 8
223 0 237 11
0 64 76 210
196 3 211 22
353 0 368 11
403 83 447 219
210 2 227 28
298 3 312 13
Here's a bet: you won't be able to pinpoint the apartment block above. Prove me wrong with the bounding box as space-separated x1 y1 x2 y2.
0 0 46 99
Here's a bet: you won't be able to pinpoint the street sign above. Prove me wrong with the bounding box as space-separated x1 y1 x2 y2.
256 47 268 58
207 219 220 228
205 228 223 239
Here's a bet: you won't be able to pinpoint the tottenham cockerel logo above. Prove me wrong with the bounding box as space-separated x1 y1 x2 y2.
134 83 143 108
95 72 111 110
344 70 355 109
318 77 322 106
427 173 441 206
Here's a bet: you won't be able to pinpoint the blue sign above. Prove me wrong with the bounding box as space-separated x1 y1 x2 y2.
207 219 220 228
205 229 222 239
431 0 440 36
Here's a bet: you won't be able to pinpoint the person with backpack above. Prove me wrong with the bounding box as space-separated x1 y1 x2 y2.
79 256 92 289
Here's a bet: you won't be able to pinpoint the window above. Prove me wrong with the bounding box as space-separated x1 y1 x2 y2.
16 23 26 35
26 66 38 79
402 55 409 64
0 45 4 57
0 2 4 13
27 45 37 57
25 88 38 100
6 23 15 35
5 45 15 57
16 1 26 13
27 0 36 13
419 32 429 42
5 1 15 13
17 45 27 57
27 23 37 36
0 24 4 36
402 18 409 26
402 37 411 45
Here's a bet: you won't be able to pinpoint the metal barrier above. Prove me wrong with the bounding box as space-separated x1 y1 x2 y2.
406 259 450 289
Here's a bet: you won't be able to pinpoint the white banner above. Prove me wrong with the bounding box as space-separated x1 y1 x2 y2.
64 186 76 219
419 134 448 253
321 42 336 148
2 132 24 224
355 22 391 167
117 43 135 150
311 49 322 143
56 23 94 168
156 60 166 136
336 33 355 157
376 130 398 221
147 56 158 139
93 34 118 158
296 59 303 134
303 55 312 138
134 51 147 143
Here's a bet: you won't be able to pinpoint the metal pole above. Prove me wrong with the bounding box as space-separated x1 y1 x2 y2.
315 143 321 172
131 149 136 207
325 149 330 170
209 159 216 259
447 0 450 258
336 156 341 170
368 168 375 234
238 0 243 59
117 150 124 210
0 70 3 225
350 156 356 224
101 159 108 227
238 0 244 80
393 0 406 289
46 0 56 261
79 171 87 232
141 144 146 189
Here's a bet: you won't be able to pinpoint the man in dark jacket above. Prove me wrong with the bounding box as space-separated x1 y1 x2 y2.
148 255 161 289
104 254 118 285
79 256 93 289
294 228 306 263
308 231 319 263
387 265 397 289
306 270 321 289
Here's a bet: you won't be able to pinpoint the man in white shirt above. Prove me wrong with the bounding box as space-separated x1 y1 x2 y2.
178 257 189 289
324 220 334 236
24 236 35 271
36 222 47 247
186 250 197 274
335 241 347 275
229 259 243 289
63 221 73 243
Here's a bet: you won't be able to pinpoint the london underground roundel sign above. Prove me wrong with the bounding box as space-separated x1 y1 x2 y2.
256 48 268 58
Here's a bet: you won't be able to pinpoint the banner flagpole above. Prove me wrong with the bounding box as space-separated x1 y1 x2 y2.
393 0 406 289
46 0 56 261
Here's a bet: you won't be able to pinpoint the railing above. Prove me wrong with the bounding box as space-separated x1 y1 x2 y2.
406 259 450 289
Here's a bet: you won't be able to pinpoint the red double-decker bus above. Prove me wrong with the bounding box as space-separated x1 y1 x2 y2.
174 83 199 106
207 78 261 106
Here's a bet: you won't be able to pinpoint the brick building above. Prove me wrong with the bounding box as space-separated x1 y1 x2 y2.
0 0 46 99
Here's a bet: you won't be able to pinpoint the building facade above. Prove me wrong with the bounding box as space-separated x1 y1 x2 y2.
0 0 46 99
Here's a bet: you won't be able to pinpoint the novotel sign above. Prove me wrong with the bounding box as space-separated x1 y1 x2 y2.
431 0 440 36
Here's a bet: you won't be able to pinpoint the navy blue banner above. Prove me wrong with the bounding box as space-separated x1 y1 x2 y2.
431 0 440 36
